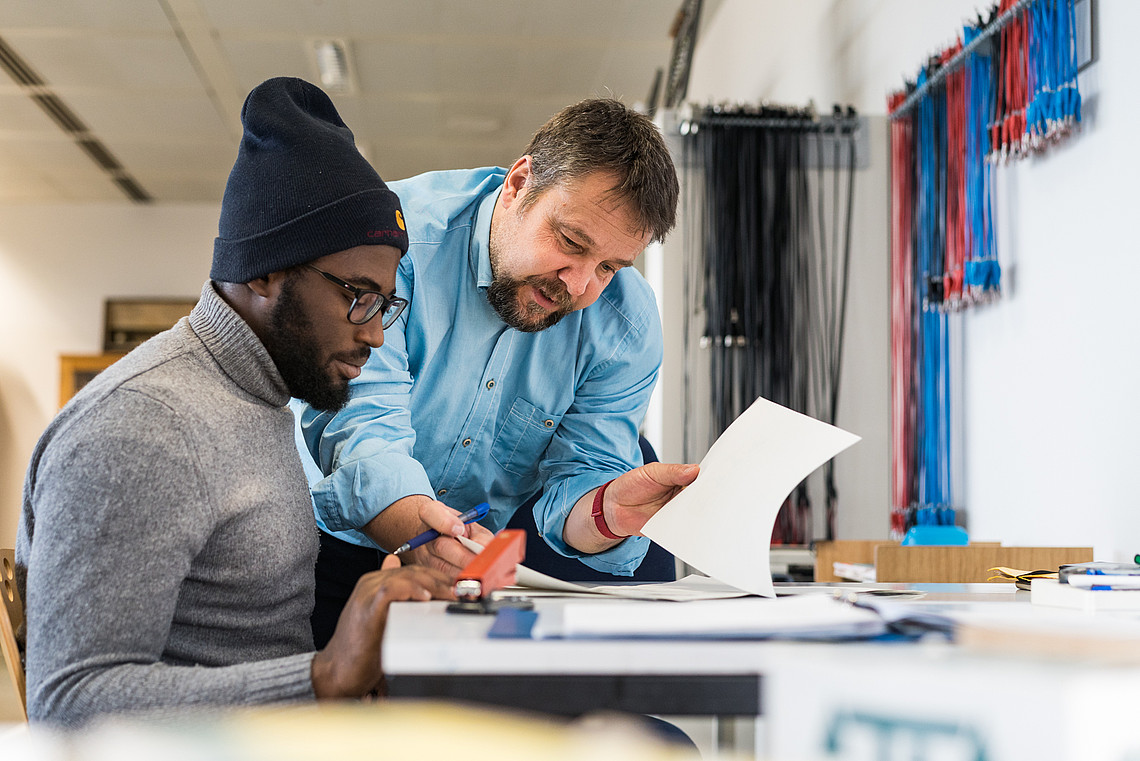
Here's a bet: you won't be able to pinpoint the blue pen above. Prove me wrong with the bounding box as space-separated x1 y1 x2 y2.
391 502 490 556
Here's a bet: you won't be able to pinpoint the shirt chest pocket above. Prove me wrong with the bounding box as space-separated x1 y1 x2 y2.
490 397 562 476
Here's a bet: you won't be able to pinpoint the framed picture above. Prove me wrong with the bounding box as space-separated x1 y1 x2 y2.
104 298 196 353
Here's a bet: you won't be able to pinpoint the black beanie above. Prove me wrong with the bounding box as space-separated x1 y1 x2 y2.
211 77 408 283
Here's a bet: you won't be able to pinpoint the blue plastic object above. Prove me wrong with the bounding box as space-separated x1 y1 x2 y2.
901 525 969 546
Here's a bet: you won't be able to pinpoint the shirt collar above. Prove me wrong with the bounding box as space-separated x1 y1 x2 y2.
470 185 502 289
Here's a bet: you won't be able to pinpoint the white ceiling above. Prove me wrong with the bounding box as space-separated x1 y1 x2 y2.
0 0 694 203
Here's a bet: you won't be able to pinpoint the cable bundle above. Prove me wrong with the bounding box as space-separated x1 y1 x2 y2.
888 90 915 539
994 0 1031 159
915 69 954 530
681 104 858 544
991 0 1083 159
944 42 967 307
887 0 1082 537
1025 0 1082 150
965 23 1000 303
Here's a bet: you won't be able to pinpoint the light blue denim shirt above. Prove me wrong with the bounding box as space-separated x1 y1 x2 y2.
296 167 662 574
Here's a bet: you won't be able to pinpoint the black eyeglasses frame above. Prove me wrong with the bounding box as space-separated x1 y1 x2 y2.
305 264 408 328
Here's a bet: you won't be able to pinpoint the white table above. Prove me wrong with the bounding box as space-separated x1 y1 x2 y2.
381 583 1024 717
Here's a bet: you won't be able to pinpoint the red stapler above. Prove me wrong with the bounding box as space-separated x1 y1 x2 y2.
447 529 532 614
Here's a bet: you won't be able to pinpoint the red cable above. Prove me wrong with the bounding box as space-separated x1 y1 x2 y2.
888 90 914 537
943 42 966 305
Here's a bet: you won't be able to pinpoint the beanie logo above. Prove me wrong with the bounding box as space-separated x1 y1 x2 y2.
395 210 406 231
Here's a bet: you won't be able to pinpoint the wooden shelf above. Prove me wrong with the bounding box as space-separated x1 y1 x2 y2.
815 539 1093 583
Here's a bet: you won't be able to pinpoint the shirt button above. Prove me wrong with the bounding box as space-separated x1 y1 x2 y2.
462 438 472 447
544 419 554 428
485 379 495 389
437 488 448 496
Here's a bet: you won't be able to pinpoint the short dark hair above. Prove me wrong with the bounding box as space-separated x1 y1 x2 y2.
519 99 679 245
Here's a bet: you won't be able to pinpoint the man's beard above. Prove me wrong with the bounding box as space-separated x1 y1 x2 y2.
263 275 363 413
486 274 573 333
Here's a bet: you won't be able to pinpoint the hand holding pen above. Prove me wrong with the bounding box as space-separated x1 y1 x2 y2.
393 502 491 556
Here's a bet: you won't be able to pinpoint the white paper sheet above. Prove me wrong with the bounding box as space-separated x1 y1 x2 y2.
456 536 748 601
640 396 860 597
507 572 750 601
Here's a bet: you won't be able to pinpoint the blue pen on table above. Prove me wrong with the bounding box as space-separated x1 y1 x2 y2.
392 502 490 556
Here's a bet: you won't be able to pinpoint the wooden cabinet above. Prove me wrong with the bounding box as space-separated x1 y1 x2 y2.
59 353 125 408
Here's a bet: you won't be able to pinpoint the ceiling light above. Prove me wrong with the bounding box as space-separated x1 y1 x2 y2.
309 39 356 94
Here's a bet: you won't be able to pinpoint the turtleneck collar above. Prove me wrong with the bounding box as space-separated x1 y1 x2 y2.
189 281 291 407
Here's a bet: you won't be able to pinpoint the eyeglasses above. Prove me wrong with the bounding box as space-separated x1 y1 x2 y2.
305 264 408 328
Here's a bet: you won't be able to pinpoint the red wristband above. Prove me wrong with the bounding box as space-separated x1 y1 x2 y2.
590 479 626 540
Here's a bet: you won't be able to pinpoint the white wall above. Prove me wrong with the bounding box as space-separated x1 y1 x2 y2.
0 204 217 546
684 0 1136 560
662 4 894 541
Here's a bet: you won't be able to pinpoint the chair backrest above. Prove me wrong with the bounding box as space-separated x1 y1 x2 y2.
0 548 27 719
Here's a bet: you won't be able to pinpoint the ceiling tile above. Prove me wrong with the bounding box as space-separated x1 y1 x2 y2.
356 96 443 141
509 99 582 138
517 0 673 43
200 0 353 36
513 46 602 96
591 46 671 102
218 37 317 93
353 39 446 95
64 92 231 141
0 170 58 202
0 92 62 131
0 135 99 169
430 43 518 98
135 173 230 203
0 0 172 31
345 0 446 36
105 137 235 177
3 33 199 90
43 170 126 201
420 0 531 37
0 139 123 201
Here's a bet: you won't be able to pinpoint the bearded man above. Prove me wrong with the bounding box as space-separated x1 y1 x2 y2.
296 99 699 647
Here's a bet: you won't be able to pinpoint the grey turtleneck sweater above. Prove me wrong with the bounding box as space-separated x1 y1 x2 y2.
17 282 319 727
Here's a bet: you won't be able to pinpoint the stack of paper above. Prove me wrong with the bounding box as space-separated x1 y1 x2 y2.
531 595 887 640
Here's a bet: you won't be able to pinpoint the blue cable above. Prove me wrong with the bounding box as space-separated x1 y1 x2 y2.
1062 0 1082 127
963 19 1001 300
914 66 952 525
1026 1 1083 143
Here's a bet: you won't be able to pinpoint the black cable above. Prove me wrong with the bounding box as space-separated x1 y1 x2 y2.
682 106 858 544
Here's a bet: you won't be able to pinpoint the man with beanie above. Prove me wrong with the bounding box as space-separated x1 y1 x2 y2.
297 98 700 647
16 77 466 728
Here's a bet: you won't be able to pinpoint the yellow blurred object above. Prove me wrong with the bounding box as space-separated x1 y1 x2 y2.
71 701 710 761
986 566 1058 590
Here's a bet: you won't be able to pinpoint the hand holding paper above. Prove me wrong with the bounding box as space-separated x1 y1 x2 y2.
600 462 701 538
641 396 860 597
